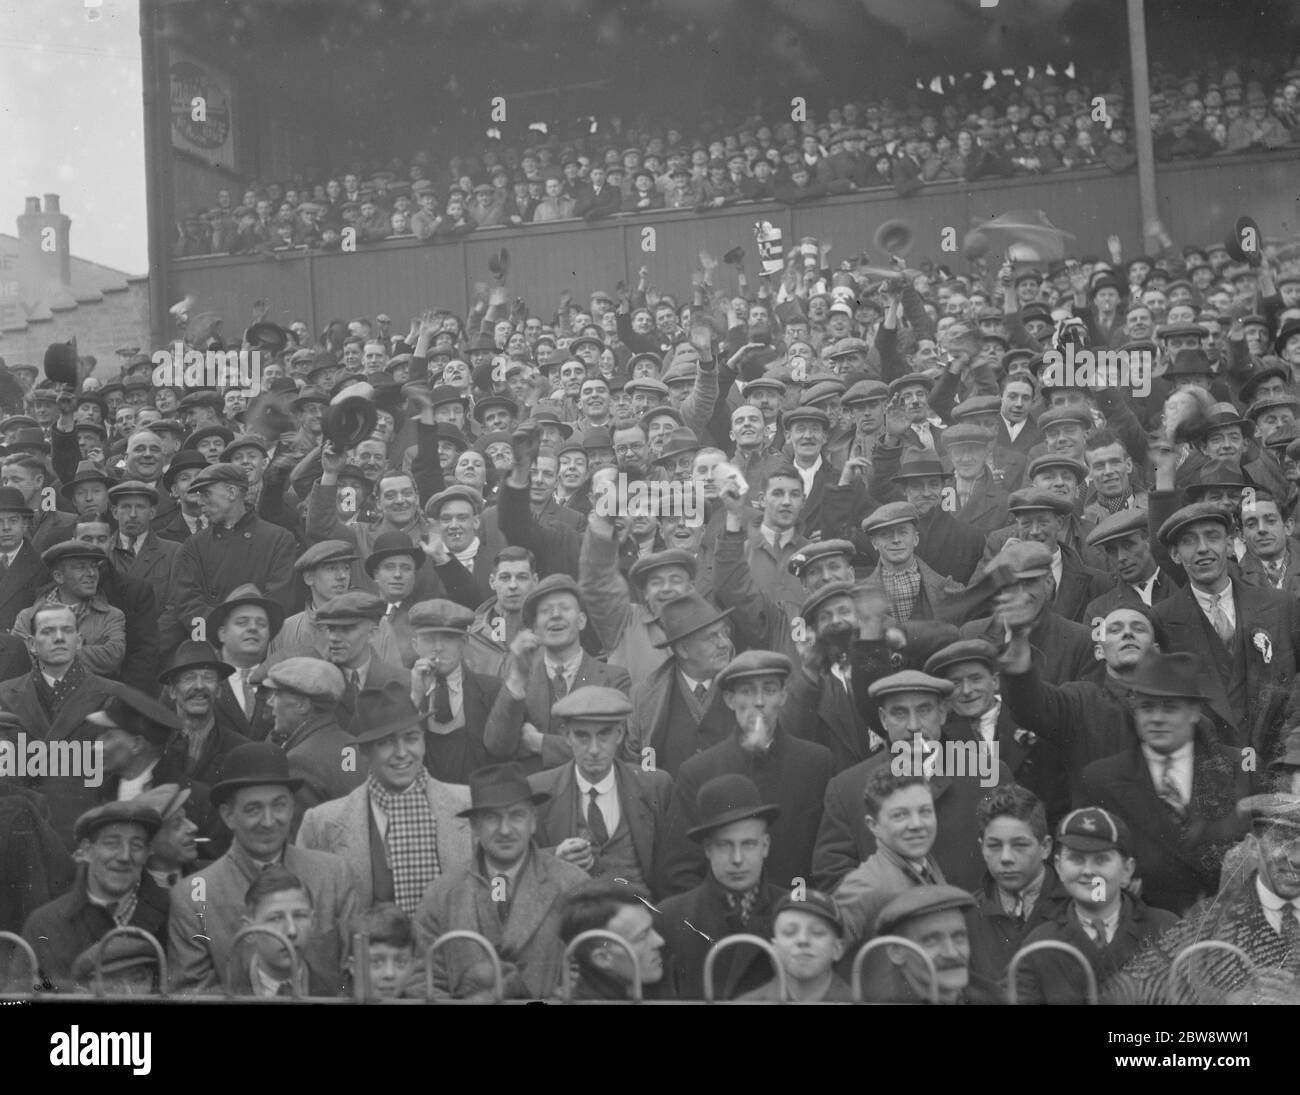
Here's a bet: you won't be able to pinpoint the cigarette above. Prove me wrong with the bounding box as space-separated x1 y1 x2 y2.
193 838 212 843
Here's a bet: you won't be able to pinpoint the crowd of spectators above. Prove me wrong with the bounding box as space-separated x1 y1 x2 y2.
174 57 1300 259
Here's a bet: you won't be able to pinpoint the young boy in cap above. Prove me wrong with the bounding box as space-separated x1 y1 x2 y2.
1014 806 1178 1004
739 889 853 1002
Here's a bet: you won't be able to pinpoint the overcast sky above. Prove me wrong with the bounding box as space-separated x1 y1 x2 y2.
0 0 146 274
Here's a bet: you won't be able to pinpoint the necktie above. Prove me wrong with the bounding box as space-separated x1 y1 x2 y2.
349 669 361 695
238 669 254 718
1281 907 1300 951
1210 592 1234 645
1157 755 1186 819
552 672 569 700
432 672 453 722
1011 895 1025 922
275 981 294 998
586 787 610 845
693 682 708 704
1090 919 1109 948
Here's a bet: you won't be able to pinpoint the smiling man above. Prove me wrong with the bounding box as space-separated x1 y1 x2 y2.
1240 490 1300 597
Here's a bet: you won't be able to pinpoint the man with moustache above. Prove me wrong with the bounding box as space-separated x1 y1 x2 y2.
413 762 588 999
167 742 357 993
298 682 472 914
158 640 248 786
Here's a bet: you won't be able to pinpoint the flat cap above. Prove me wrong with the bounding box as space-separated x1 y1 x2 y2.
551 685 634 725
742 375 786 396
1245 393 1300 421
800 579 856 626
1056 807 1131 854
801 380 846 408
1037 405 1093 430
1086 508 1149 547
787 538 856 578
185 462 248 493
624 377 670 398
41 541 108 569
888 373 934 396
295 538 360 572
989 539 1055 579
106 479 159 505
178 390 223 410
522 573 583 622
1157 501 1233 546
772 890 844 935
862 501 922 535
408 598 475 633
315 591 387 623
717 650 793 690
876 884 976 935
425 484 484 516
628 548 696 586
782 405 830 430
924 639 999 677
1237 792 1300 830
826 337 871 359
949 395 1001 421
74 800 163 845
263 656 346 702
1027 453 1088 481
842 379 890 405
70 934 161 984
222 433 269 460
942 423 994 446
867 670 954 700
1008 487 1073 516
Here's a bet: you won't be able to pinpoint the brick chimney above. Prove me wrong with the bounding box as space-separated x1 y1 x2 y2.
16 194 76 311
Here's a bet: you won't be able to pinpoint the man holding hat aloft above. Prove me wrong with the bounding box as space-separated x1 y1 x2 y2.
413 762 588 999
161 462 297 650
298 681 472 913
14 541 125 677
22 800 167 991
660 650 833 896
529 685 674 899
168 741 357 993
1152 499 1299 754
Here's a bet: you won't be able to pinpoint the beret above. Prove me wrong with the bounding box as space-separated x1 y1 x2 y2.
408 598 475 633
989 539 1054 578
315 591 387 623
800 579 856 626
862 501 922 535
186 462 248 493
771 890 844 936
425 484 484 516
107 479 159 504
1037 405 1093 430
1008 487 1073 516
875 884 976 935
74 800 162 845
551 685 634 724
924 639 999 677
1086 508 1149 547
787 538 856 577
842 379 889 405
1157 501 1233 546
628 548 696 586
717 650 793 690
867 670 954 700
1056 807 1131 854
295 539 359 572
264 656 346 702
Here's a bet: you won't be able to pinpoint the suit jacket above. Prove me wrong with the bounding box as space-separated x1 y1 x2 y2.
795 457 840 540
297 777 472 910
152 506 198 545
98 568 161 695
336 651 413 728
168 841 358 993
833 843 946 948
0 668 123 850
957 470 1011 536
1054 542 1115 624
482 653 631 771
112 530 178 615
282 710 367 824
214 673 271 741
412 846 589 999
783 665 882 775
916 507 985 583
810 741 1014 894
1152 577 1299 757
29 510 76 556
0 541 49 632
528 760 674 898
863 557 966 621
1238 548 1300 601
661 726 834 895
960 609 1097 686
996 415 1041 455
1083 568 1180 622
1082 740 1252 915
657 876 787 999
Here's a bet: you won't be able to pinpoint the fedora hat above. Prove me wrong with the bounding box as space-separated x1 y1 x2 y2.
60 460 117 499
157 639 235 686
205 582 285 637
686 773 781 842
351 680 425 745
210 742 304 807
1126 651 1205 700
322 393 379 451
456 762 551 818
653 591 732 648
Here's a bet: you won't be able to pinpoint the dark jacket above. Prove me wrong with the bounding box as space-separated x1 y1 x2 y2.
0 541 50 632
0 783 75 934
960 609 1097 687
966 866 1072 986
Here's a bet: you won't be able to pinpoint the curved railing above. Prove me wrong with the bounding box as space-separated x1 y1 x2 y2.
1006 939 1099 1005
851 935 940 1004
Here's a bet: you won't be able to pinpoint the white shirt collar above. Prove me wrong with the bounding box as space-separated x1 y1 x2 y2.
544 649 582 680
117 761 158 801
1256 874 1300 934
1074 902 1121 942
760 523 797 550
1050 547 1063 592
977 697 1001 743
575 768 616 797
679 670 713 694
1132 567 1160 606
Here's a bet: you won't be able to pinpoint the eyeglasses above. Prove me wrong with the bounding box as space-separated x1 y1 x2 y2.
614 444 645 455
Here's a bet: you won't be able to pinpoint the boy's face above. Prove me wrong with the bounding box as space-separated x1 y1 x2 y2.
1056 846 1134 909
867 783 936 860
247 888 314 973
364 941 415 998
981 815 1050 895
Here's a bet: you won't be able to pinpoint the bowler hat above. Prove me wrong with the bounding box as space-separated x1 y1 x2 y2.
364 530 425 577
161 450 209 492
210 742 304 806
322 394 379 451
686 773 781 842
206 582 285 637
456 762 550 817
653 591 732 648
158 639 234 686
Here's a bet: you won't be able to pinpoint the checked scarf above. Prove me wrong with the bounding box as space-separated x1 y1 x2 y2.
369 769 441 915
881 563 922 623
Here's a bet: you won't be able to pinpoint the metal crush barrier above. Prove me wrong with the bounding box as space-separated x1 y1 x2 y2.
0 930 40 993
1007 939 1098 1005
560 929 643 1002
702 933 785 1003
90 925 170 998
1167 940 1257 1005
851 935 940 1004
424 930 504 1002
224 925 301 999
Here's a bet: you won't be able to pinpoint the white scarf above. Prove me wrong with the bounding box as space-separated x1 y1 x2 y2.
453 537 480 570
